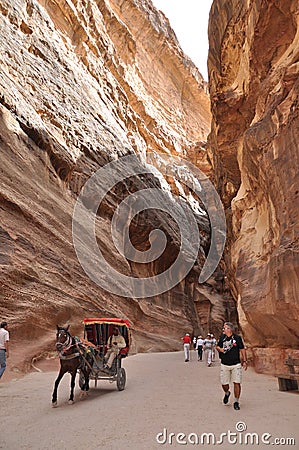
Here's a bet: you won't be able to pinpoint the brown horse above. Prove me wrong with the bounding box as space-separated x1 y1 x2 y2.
52 325 92 407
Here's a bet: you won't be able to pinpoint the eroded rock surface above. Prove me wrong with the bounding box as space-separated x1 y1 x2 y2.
0 0 229 370
208 0 299 371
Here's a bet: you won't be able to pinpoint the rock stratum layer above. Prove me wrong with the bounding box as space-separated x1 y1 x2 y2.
209 0 299 372
0 0 233 371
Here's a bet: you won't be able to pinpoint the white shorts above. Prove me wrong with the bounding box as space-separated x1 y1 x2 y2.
220 363 242 385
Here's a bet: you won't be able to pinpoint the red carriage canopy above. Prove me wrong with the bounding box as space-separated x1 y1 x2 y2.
83 318 131 328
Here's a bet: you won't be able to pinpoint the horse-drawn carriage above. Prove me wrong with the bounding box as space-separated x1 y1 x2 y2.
79 317 131 391
52 317 131 406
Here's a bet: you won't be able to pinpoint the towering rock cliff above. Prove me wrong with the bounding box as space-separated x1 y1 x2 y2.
0 0 230 370
208 0 299 372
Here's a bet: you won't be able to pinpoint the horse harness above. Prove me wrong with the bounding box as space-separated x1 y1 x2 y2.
56 330 94 372
56 330 81 360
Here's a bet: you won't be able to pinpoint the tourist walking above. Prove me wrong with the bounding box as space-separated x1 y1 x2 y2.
196 335 204 361
211 334 217 361
203 333 214 366
192 336 197 350
182 333 191 362
216 322 248 410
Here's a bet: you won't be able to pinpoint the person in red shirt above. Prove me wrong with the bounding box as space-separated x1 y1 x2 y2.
182 333 191 362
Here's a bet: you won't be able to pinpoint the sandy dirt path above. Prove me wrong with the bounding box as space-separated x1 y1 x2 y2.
0 351 298 449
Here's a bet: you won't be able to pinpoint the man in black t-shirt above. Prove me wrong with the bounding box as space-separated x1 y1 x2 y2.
216 322 248 410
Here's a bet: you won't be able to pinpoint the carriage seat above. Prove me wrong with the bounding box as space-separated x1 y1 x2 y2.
118 347 129 358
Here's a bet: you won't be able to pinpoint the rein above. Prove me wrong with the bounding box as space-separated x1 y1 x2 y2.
59 352 81 360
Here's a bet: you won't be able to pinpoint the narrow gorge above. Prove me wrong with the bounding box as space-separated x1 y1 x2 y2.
0 0 298 375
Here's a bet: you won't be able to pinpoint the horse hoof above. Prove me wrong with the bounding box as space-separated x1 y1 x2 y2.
52 402 58 408
68 400 74 405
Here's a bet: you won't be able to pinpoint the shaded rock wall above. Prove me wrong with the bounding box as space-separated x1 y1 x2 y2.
0 0 229 369
208 0 299 372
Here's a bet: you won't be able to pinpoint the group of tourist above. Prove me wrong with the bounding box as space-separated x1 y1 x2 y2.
182 322 247 410
182 331 217 365
194 332 217 366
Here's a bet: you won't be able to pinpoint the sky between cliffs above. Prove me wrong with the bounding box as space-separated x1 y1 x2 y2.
151 0 213 81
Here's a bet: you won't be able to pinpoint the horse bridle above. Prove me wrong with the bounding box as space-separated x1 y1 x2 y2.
56 329 72 352
56 329 83 360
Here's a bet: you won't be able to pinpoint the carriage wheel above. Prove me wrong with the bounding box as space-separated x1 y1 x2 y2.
116 368 126 391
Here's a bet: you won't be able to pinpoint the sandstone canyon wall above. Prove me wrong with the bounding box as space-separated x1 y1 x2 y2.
0 0 232 372
208 0 299 373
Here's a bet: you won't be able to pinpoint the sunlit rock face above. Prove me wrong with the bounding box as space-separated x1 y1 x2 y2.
208 0 299 372
0 0 228 368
